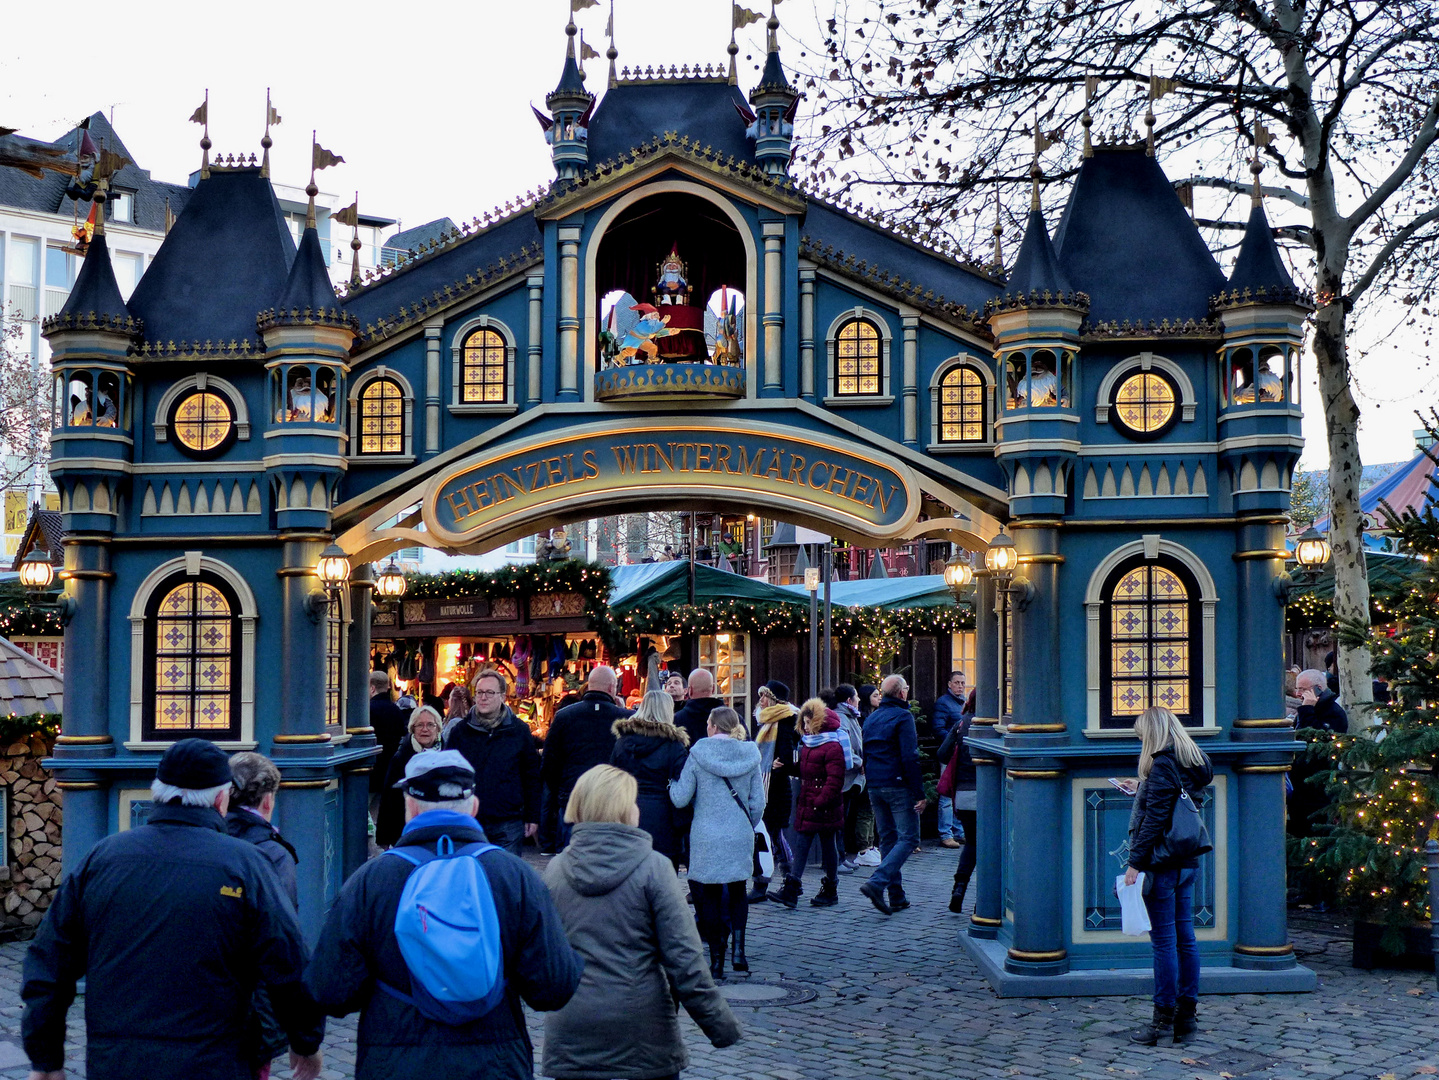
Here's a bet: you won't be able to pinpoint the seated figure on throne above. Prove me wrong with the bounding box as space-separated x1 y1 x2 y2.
653 245 691 306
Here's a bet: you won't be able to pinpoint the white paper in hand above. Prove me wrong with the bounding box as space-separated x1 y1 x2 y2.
1115 873 1151 936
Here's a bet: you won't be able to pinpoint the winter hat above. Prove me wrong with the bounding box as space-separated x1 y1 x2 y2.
156 738 233 791
394 749 476 801
761 680 790 702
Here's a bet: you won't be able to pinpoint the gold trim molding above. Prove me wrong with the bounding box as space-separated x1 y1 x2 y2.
1233 943 1294 956
1007 947 1067 962
272 733 333 744
1007 768 1064 779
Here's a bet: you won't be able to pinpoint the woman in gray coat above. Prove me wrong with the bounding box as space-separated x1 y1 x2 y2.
669 706 765 979
544 765 741 1080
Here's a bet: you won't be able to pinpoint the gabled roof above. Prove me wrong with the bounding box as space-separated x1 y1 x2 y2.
588 79 757 165
276 225 339 314
0 637 63 715
126 167 296 347
10 507 63 571
56 230 130 323
1227 202 1295 294
1052 145 1226 324
1005 208 1071 297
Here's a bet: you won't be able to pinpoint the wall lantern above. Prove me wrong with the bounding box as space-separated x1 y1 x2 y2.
943 553 974 595
306 543 352 622
375 558 408 600
1293 527 1332 576
985 531 1020 578
18 551 55 593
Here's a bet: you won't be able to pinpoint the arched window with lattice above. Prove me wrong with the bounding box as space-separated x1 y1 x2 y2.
357 377 405 456
1100 558 1201 728
460 327 508 404
833 318 883 396
144 574 241 740
937 364 987 443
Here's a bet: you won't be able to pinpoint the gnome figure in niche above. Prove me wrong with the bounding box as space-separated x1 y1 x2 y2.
616 304 677 364
653 244 691 306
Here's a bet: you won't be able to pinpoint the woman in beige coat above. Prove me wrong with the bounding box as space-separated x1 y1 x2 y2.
543 765 741 1080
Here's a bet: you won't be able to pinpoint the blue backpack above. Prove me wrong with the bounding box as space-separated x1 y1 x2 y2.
377 835 507 1024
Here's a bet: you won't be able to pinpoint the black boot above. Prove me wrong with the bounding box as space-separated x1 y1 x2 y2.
747 878 769 904
887 885 911 911
949 881 968 914
1172 998 1197 1043
708 933 728 981
1129 1005 1175 1046
731 928 749 973
769 876 803 908
810 876 839 907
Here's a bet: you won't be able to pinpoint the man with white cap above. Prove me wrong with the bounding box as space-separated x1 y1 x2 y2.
307 750 582 1079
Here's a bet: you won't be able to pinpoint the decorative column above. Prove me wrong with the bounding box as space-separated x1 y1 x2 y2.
276 536 330 748
557 225 581 400
900 310 919 445
1233 764 1297 968
968 572 1003 938
527 274 544 404
762 222 784 392
424 319 442 456
1003 767 1068 974
1008 523 1063 733
799 264 816 399
1234 517 1288 725
973 573 1000 726
342 563 376 880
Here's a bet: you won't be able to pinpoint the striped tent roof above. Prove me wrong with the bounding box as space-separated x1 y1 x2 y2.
1314 442 1439 534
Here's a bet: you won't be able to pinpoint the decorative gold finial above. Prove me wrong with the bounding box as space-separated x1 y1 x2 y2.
1082 75 1097 158
991 187 1003 272
606 0 618 88
307 134 345 231
1146 69 1178 157
164 196 174 235
1031 115 1053 211
189 90 210 179
93 176 109 237
1250 114 1273 207
261 88 281 178
767 1 780 53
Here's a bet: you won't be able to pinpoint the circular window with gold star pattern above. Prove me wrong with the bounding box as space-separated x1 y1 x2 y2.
1111 372 1178 439
170 390 236 456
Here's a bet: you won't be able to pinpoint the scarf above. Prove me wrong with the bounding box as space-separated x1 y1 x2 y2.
801 727 855 771
410 734 440 755
754 702 793 794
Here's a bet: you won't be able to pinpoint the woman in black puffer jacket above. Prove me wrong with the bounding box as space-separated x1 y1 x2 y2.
1123 706 1213 1048
610 691 690 866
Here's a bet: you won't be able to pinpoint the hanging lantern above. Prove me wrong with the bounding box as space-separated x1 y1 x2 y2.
18 550 55 593
375 558 408 599
1293 526 1332 573
316 543 352 589
985 532 1019 578
943 553 974 594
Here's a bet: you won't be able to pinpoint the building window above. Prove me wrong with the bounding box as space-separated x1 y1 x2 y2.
170 390 236 456
938 365 987 442
1100 559 1200 728
108 191 135 224
358 378 404 455
950 630 977 689
145 574 241 740
325 599 344 730
1111 371 1178 438
460 328 507 404
834 318 882 396
699 632 748 711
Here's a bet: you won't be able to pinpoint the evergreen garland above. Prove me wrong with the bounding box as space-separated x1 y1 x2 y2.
0 712 60 745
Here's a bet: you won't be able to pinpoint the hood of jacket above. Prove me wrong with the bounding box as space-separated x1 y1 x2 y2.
612 716 690 746
559 821 654 896
688 734 761 778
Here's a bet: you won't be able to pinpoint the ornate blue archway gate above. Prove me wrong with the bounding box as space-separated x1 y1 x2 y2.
43 29 1311 992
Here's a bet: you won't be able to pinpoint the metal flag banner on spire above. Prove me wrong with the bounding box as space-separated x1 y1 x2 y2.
734 4 763 30
333 193 363 286
571 0 599 11
604 1 612 38
1031 117 1055 209
190 90 211 178
261 88 282 178
307 131 344 228
1082 75 1098 157
1145 69 1178 155
1251 115 1275 205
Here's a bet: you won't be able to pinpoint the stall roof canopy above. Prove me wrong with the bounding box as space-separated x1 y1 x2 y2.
778 574 962 611
609 562 809 612
1290 549 1425 602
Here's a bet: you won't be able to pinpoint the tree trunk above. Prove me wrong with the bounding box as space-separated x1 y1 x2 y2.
1310 294 1373 732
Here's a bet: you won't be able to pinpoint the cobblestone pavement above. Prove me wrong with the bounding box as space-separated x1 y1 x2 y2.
0 842 1434 1079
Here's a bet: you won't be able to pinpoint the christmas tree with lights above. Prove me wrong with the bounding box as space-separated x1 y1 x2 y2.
1305 438 1439 945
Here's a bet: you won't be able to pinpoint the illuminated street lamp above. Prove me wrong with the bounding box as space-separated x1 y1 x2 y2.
18 550 55 593
805 564 821 695
306 543 353 622
943 553 975 595
375 558 408 600
1293 527 1332 577
984 531 1019 578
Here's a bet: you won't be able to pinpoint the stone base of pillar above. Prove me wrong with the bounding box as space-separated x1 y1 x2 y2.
967 914 1001 940
1232 944 1299 971
1003 947 1070 976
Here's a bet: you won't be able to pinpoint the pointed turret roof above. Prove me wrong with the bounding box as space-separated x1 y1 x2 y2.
1005 209 1071 297
56 229 130 324
548 22 592 104
1052 145 1225 323
1227 201 1295 295
754 43 794 96
126 168 296 346
276 225 339 314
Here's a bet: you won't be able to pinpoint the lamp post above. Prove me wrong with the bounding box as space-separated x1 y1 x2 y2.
805 564 820 696
375 557 408 600
1273 526 1332 600
19 550 77 624
821 541 833 688
985 530 1033 609
943 552 975 595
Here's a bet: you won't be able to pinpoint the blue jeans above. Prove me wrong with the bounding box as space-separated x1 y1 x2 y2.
867 786 920 893
938 795 968 840
482 818 525 857
1144 866 1199 1008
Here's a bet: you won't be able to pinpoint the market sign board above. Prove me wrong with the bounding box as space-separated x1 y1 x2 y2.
423 419 921 547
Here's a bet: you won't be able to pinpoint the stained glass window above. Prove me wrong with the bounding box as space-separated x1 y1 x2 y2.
172 391 234 453
148 577 238 739
1102 561 1197 728
461 328 508 404
358 378 404 455
325 599 344 729
1112 372 1176 436
939 365 986 442
835 319 882 396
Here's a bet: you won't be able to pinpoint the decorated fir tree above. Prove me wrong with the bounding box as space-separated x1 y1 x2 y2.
1305 469 1439 942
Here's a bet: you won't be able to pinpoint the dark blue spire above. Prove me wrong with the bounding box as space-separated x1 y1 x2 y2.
1006 209 1070 297
548 21 590 103
1227 201 1295 294
57 229 130 324
276 225 339 314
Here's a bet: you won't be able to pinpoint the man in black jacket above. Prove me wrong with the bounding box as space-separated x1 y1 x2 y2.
542 664 630 844
858 674 927 915
1295 668 1348 732
369 670 408 821
307 750 582 1080
21 739 323 1080
444 670 541 855
673 668 724 747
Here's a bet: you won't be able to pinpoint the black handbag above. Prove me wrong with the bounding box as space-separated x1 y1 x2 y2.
1150 788 1213 867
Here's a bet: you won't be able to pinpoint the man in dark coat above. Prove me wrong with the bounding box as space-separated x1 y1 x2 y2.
21 739 323 1080
1291 668 1348 844
307 750 583 1080
1294 668 1348 732
369 670 408 820
542 664 631 843
443 669 541 855
859 674 927 915
673 667 724 748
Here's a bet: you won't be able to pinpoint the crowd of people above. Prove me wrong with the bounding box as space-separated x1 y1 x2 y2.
16 659 1225 1075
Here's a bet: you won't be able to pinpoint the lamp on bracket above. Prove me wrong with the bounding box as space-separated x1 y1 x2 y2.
19 550 78 625
1273 525 1332 601
375 557 408 600
943 551 975 596
306 543 352 622
985 531 1035 610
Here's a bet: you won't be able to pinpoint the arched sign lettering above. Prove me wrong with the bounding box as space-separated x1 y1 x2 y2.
422 420 921 546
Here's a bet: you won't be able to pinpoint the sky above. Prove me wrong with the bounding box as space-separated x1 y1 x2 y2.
3 0 1430 472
